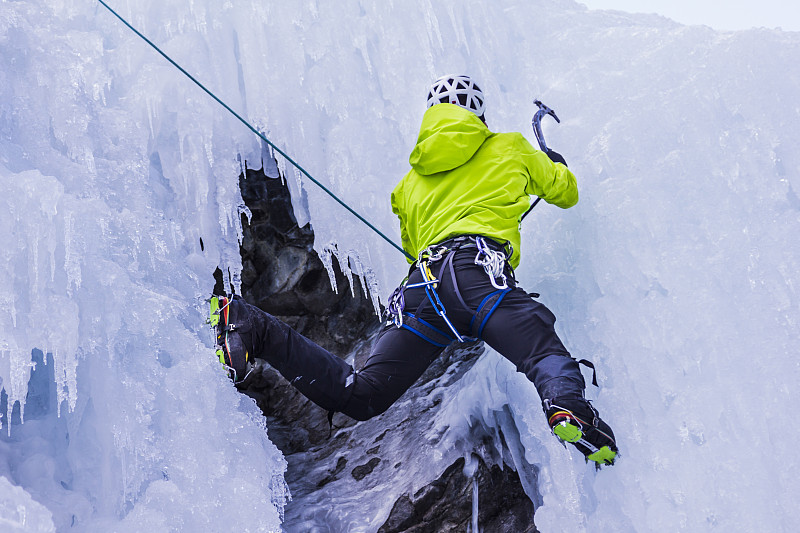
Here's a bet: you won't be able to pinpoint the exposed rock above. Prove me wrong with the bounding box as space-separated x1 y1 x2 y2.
236 165 378 356
351 457 382 481
378 457 536 533
229 164 541 532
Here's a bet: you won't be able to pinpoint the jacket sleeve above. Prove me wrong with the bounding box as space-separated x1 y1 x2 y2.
516 134 578 209
390 178 415 263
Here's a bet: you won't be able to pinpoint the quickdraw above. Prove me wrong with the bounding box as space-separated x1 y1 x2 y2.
418 252 466 342
474 236 508 290
387 244 446 328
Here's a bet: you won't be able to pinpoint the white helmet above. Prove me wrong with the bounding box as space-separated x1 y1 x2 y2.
426 74 485 118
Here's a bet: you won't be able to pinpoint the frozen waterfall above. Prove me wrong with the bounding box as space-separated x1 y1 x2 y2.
2 0 799 531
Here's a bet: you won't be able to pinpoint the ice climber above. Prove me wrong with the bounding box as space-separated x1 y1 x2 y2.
210 74 618 466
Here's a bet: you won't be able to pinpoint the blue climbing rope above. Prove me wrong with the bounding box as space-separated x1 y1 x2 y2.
96 0 414 261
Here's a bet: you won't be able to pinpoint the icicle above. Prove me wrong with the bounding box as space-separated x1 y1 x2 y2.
319 247 339 295
237 203 252 244
349 253 383 317
263 145 280 178
270 474 292 522
63 211 82 294
471 474 479 533
336 248 356 298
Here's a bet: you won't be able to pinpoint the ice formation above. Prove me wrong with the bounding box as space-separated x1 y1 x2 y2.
1 0 799 531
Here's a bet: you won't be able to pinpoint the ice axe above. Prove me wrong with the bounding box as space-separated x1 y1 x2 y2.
521 99 562 221
531 99 560 152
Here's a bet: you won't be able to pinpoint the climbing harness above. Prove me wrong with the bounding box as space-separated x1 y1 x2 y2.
96 0 413 262
387 235 514 347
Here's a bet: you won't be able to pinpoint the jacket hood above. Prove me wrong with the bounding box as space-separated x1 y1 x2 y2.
408 104 492 175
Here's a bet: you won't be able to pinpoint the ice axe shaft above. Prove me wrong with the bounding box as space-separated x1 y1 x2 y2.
531 99 560 152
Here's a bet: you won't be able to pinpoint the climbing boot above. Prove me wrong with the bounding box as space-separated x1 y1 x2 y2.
209 295 256 387
544 397 617 466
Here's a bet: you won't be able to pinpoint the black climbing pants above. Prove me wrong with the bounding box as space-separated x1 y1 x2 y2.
245 243 586 421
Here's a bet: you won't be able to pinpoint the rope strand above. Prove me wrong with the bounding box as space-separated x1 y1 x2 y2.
96 0 413 261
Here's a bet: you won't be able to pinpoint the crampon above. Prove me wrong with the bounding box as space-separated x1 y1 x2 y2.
546 399 618 467
209 295 256 387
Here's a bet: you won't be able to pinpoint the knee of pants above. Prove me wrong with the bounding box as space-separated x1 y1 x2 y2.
337 324 443 421
339 372 404 421
343 402 385 422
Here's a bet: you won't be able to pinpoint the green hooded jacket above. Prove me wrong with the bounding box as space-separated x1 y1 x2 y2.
391 103 578 269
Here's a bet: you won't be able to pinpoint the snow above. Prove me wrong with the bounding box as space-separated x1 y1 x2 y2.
0 473 55 533
2 0 799 531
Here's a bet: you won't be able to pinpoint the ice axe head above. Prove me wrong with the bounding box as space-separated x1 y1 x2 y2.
531 99 560 152
533 99 561 124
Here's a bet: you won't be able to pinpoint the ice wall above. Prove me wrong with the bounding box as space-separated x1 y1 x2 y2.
1 1 286 530
509 12 800 532
2 0 799 531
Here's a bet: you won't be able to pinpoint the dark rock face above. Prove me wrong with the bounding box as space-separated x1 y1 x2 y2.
232 164 539 532
378 457 536 533
237 165 378 356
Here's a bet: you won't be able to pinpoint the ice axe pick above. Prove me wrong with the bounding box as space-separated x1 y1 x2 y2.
531 99 560 152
